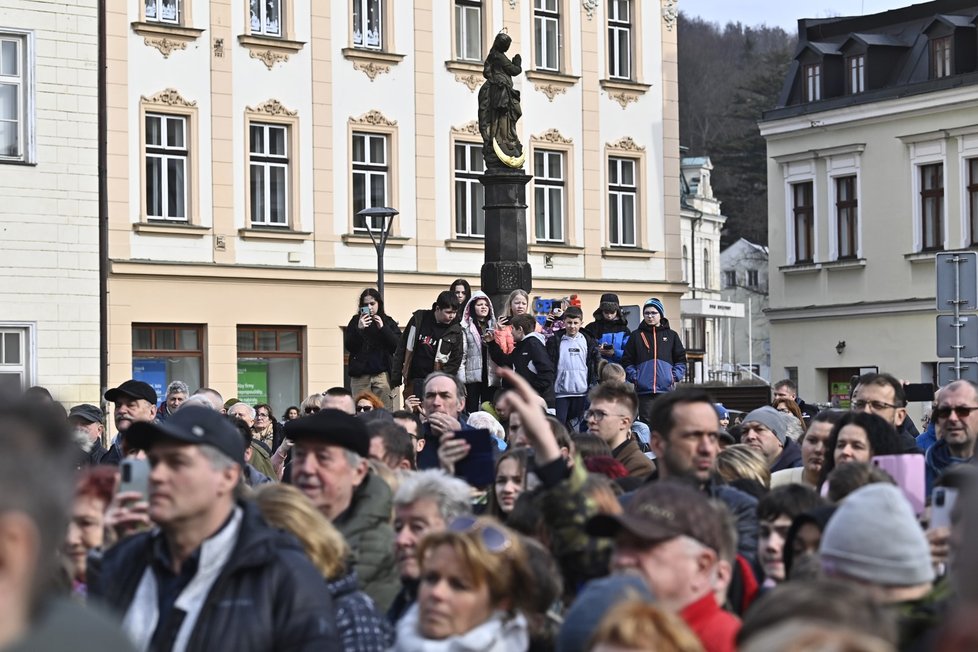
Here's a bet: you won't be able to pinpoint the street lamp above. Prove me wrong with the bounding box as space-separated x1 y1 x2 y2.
356 206 398 297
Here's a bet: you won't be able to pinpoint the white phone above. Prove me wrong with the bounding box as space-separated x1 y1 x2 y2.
118 458 150 502
930 486 958 531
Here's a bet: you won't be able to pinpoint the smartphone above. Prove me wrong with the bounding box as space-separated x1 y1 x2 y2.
453 429 495 488
931 486 959 530
904 383 935 403
118 458 150 501
872 454 925 516
360 306 371 316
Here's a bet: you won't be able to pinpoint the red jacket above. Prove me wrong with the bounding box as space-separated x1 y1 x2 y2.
680 593 740 652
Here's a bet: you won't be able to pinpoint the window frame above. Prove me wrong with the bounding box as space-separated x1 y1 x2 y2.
791 181 815 264
846 54 865 94
352 131 390 233
131 323 206 394
723 270 736 288
352 0 385 51
747 269 759 288
608 156 638 248
144 0 183 25
533 148 566 243
607 0 632 81
452 139 485 239
0 324 34 393
931 35 952 79
968 158 978 247
144 113 189 222
453 0 483 62
0 30 34 165
139 89 199 224
803 63 821 102
533 0 562 72
920 162 945 252
347 112 399 236
248 122 291 228
834 175 858 259
236 325 304 415
249 0 284 38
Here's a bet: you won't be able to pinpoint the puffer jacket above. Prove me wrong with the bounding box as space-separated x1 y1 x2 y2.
334 472 400 613
91 501 340 652
583 310 630 363
621 318 687 395
344 313 401 377
328 570 393 652
458 291 501 387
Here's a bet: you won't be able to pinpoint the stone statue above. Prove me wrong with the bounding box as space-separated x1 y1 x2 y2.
478 32 525 170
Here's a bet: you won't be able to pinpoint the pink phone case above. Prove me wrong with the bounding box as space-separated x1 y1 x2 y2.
871 454 926 516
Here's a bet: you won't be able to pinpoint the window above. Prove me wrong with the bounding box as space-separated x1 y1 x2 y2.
607 0 631 80
352 132 389 232
534 0 560 71
131 325 204 401
353 0 383 50
835 175 857 259
683 318 706 353
237 326 302 418
608 157 637 247
747 269 759 287
145 114 188 221
803 63 821 102
534 149 565 242
249 123 290 226
682 245 689 282
847 55 864 94
920 163 943 251
0 328 30 394
792 181 814 263
931 36 952 79
250 0 282 37
723 270 736 288
455 0 482 62
0 33 28 162
969 159 978 246
702 247 711 289
454 142 485 238
145 0 181 24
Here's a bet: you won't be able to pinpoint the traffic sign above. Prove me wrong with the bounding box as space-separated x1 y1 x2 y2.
937 314 978 358
936 251 978 312
938 361 978 386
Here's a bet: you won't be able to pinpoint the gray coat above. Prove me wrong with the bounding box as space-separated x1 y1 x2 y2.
458 291 501 387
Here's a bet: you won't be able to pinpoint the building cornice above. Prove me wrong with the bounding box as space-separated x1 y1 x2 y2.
766 297 935 322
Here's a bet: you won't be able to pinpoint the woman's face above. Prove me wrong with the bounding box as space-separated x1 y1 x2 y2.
286 408 299 420
64 494 107 581
454 285 468 305
361 295 379 316
418 544 495 640
776 403 792 414
494 457 524 514
473 299 490 319
801 421 832 477
356 400 374 414
834 424 871 464
510 295 528 315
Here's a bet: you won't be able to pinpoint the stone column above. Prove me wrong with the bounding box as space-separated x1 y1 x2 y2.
479 169 533 314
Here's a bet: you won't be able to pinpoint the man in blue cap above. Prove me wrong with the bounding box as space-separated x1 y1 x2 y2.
621 297 688 425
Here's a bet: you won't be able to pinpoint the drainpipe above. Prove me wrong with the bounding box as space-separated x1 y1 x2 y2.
98 0 108 413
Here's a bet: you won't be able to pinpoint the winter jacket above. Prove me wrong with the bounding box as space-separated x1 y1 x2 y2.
393 604 529 652
583 310 630 363
345 313 401 378
458 291 501 387
612 437 655 477
333 472 400 613
705 478 759 565
494 320 544 355
92 501 340 652
925 440 971 495
391 309 464 388
328 570 393 652
770 438 803 473
621 319 687 395
545 328 601 396
489 332 556 408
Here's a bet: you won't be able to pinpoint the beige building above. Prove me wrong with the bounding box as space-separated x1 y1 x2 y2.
759 1 978 405
105 0 685 417
0 0 100 403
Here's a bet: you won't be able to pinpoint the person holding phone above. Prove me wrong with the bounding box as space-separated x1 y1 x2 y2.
493 288 539 355
458 291 501 413
583 293 630 364
345 288 402 411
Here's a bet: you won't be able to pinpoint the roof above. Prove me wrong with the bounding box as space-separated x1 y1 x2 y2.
682 156 712 167
843 32 909 48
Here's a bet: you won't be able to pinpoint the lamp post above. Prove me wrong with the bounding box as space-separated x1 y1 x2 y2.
357 206 398 297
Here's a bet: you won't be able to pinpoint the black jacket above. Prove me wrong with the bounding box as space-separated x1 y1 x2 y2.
771 437 803 473
488 332 556 407
391 309 464 387
545 328 602 388
92 501 340 652
344 313 401 378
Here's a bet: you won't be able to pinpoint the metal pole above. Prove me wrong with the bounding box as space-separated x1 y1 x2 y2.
954 255 963 379
748 296 753 379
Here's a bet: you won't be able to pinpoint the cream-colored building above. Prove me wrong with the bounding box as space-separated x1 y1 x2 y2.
0 0 100 403
105 0 684 416
759 1 978 404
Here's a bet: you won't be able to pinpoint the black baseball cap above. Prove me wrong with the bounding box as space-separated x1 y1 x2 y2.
125 405 245 465
105 380 158 405
284 409 370 458
68 404 104 424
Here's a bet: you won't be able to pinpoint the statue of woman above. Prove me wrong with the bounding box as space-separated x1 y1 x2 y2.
478 32 525 169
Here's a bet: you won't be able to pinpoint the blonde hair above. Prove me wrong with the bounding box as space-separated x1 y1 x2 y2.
715 444 771 489
418 517 533 614
587 599 704 652
253 484 349 579
501 289 530 319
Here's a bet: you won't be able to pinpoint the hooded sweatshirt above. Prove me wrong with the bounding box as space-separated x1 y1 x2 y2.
621 317 687 395
458 291 500 387
489 331 556 408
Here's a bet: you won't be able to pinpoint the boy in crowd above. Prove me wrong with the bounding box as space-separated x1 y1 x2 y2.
756 485 824 587
546 306 601 428
487 314 556 409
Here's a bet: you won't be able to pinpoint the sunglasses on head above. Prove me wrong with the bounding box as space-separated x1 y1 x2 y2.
448 515 512 553
935 405 978 419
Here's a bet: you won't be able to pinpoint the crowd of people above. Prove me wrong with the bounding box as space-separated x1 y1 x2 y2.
4 285 978 651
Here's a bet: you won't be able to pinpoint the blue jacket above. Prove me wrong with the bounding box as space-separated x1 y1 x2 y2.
621 319 687 395
583 312 630 364
925 439 970 496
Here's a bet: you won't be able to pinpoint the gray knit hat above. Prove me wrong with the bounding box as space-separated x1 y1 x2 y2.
820 483 934 587
742 405 788 445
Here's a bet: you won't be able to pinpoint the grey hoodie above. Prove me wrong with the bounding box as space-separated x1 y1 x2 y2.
458 291 500 387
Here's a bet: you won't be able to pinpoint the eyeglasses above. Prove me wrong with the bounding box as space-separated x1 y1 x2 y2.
584 409 629 422
304 406 320 414
852 399 899 411
256 413 270 419
448 515 512 553
935 405 978 420
356 405 373 413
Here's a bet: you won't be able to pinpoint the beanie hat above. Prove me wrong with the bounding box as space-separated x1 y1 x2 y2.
643 298 666 319
742 405 788 445
598 293 620 312
819 484 934 587
715 403 729 420
556 574 654 652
